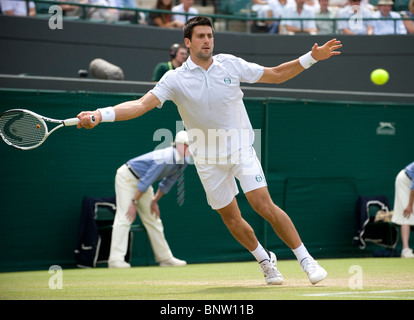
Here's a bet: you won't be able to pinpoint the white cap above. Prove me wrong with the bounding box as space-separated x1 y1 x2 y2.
175 130 189 145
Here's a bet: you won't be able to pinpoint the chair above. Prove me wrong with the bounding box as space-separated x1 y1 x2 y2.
353 195 399 251
94 199 149 265
75 196 148 268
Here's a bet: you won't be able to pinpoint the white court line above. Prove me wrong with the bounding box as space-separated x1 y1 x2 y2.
303 289 414 297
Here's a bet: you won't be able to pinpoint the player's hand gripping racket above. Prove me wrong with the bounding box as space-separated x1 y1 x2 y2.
0 109 95 150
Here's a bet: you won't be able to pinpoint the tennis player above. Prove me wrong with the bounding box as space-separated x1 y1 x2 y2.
77 16 342 285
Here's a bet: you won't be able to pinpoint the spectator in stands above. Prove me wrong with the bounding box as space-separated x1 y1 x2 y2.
172 0 199 24
58 0 82 16
59 0 119 22
251 0 273 20
148 0 184 28
267 0 294 33
402 0 414 34
280 0 318 34
304 0 320 12
0 0 36 16
250 0 275 32
152 43 188 81
111 0 146 23
107 131 191 268
315 0 336 34
371 0 407 34
391 162 414 258
88 0 119 22
330 0 346 7
57 0 85 18
336 0 373 34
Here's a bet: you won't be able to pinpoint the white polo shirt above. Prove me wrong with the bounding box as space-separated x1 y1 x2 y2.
280 4 317 30
150 54 264 162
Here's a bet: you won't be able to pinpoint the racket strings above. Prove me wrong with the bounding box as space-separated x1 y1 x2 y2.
0 111 46 148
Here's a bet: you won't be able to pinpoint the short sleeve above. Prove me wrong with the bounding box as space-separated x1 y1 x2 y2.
149 70 175 108
231 55 264 84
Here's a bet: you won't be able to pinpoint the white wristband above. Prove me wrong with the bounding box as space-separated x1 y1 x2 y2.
299 51 317 69
98 106 115 122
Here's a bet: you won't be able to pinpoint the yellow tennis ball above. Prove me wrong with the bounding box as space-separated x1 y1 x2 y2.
371 69 389 85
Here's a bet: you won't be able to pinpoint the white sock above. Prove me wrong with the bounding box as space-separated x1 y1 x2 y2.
250 242 270 263
292 243 312 264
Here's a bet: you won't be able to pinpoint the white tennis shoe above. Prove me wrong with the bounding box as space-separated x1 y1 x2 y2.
301 257 327 285
260 251 284 285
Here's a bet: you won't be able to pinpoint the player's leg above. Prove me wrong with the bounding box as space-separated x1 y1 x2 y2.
216 197 257 251
245 186 327 284
216 197 283 285
195 160 257 249
235 147 327 284
194 159 282 284
245 187 301 249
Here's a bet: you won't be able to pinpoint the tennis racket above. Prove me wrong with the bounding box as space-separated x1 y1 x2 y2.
0 109 95 150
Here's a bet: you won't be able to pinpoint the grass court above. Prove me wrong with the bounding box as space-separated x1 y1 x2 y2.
1 258 413 300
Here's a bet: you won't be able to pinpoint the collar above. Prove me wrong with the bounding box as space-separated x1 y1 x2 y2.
184 55 218 71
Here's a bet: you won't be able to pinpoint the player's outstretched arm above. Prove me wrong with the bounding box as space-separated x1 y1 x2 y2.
258 38 342 85
77 92 161 129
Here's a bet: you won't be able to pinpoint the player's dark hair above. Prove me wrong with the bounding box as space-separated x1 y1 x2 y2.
183 16 214 41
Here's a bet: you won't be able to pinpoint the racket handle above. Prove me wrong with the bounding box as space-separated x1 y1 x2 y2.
64 118 79 126
64 115 95 126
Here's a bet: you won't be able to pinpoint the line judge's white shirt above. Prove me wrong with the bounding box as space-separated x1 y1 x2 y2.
150 54 264 161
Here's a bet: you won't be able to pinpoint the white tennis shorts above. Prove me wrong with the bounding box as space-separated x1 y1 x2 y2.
194 146 267 210
392 169 414 226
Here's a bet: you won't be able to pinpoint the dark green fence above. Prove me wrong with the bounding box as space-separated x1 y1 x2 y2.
0 89 413 271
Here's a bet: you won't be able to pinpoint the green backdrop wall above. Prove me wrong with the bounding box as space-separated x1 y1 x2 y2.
0 89 413 271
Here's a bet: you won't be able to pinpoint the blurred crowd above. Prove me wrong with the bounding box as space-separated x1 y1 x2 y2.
251 0 413 34
0 0 413 34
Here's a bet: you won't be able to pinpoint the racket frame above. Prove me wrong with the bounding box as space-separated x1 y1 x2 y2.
0 109 80 150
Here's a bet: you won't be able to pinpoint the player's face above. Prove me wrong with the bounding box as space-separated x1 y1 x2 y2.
186 26 214 61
